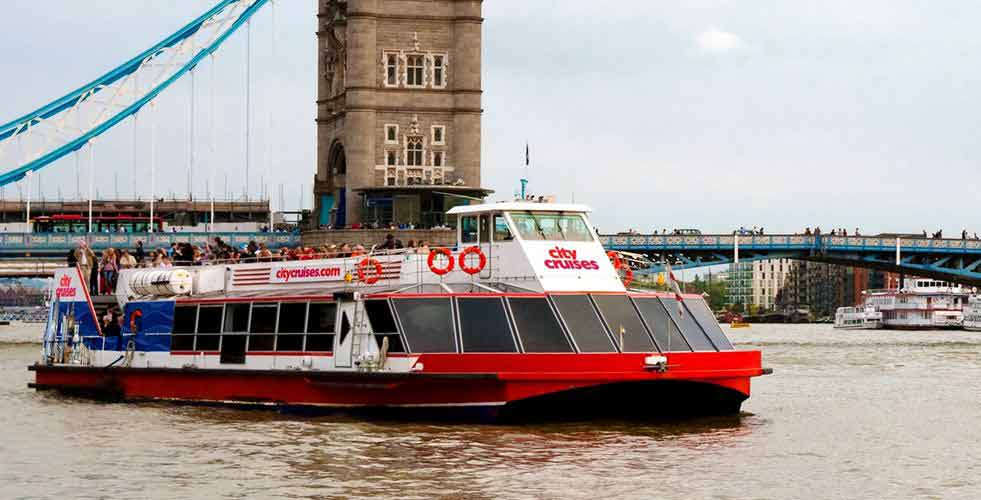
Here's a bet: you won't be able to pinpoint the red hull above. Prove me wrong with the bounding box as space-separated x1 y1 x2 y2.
30 351 766 419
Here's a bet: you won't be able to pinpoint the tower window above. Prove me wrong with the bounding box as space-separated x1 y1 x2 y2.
407 139 424 166
433 55 445 87
385 53 398 86
431 125 445 145
433 151 444 167
386 151 397 166
385 124 399 144
406 55 424 87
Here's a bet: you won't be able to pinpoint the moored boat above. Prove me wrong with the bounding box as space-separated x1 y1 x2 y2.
963 296 981 332
30 202 768 420
833 304 883 330
864 279 969 330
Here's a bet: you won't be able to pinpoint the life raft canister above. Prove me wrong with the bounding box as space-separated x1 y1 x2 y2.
428 248 455 275
458 246 487 275
357 257 384 285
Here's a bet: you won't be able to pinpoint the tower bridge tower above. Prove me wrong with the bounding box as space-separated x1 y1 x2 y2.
315 0 487 228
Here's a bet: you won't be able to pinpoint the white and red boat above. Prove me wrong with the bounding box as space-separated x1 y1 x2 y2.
864 278 970 330
31 202 768 420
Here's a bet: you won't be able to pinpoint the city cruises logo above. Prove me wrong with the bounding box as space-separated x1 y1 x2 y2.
271 264 343 283
544 247 600 270
55 274 77 298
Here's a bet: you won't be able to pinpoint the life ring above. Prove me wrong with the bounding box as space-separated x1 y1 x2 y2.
458 246 487 275
606 250 622 270
427 248 455 275
606 251 633 287
621 266 634 287
357 257 384 285
128 309 143 334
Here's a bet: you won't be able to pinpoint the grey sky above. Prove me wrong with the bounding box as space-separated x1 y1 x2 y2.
1 1 979 234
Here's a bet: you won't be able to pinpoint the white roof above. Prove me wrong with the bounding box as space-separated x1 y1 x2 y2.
446 202 593 215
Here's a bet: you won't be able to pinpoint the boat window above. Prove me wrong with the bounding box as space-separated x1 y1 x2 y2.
631 297 691 352
457 297 517 353
170 334 194 351
365 300 398 333
306 302 337 352
509 212 594 242
338 312 351 346
248 333 275 352
392 298 457 353
591 294 657 352
494 215 513 241
550 294 616 352
277 302 307 333
479 215 492 244
195 334 220 351
307 303 337 333
508 297 573 353
377 334 406 353
658 297 716 351
220 335 246 364
173 306 197 334
461 216 478 243
223 303 250 332
197 306 223 334
249 304 277 333
276 334 304 351
685 299 734 350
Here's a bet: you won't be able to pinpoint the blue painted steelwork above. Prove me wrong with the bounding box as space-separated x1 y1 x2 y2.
0 0 269 186
0 232 299 254
602 234 981 286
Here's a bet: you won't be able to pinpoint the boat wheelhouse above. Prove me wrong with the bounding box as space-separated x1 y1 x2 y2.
31 202 767 420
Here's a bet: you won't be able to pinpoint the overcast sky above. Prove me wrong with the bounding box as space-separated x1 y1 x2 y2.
1 1 980 234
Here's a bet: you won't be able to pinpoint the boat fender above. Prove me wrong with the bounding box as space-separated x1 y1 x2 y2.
427 248 455 276
357 258 384 285
458 246 487 275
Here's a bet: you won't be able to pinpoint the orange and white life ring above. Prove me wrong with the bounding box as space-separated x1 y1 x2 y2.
606 250 622 270
606 251 633 287
458 246 487 275
427 248 455 275
357 257 384 284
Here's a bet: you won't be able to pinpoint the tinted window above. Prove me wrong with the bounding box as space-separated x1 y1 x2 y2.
197 306 223 334
365 300 397 333
223 303 250 332
659 297 716 351
631 297 691 352
278 302 307 333
307 303 337 333
550 295 615 352
195 334 220 351
248 334 275 351
508 297 573 353
173 306 197 334
378 334 406 353
170 334 194 351
458 298 517 353
392 298 456 353
592 295 656 352
250 304 277 333
276 335 304 351
686 299 734 350
305 334 333 352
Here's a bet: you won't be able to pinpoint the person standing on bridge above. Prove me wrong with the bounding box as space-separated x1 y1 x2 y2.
74 242 96 294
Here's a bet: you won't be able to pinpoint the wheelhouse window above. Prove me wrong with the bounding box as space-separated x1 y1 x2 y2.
457 298 517 353
550 294 616 352
591 294 656 352
631 297 691 352
508 297 573 352
460 216 478 243
306 302 337 352
392 298 456 352
366 299 405 353
494 215 514 241
509 212 594 242
406 54 424 87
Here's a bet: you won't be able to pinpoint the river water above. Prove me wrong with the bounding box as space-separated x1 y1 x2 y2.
0 323 978 499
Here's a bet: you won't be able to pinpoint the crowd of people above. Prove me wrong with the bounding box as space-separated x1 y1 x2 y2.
66 234 437 295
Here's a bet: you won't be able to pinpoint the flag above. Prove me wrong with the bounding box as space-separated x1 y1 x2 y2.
664 261 684 316
525 142 530 166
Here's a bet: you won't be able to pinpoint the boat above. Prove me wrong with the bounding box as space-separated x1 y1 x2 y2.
963 296 981 331
864 279 970 330
833 304 883 330
29 202 769 420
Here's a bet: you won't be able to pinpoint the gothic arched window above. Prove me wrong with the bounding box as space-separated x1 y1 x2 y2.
406 139 424 166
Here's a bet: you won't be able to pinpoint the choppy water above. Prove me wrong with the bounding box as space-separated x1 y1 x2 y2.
1 323 979 499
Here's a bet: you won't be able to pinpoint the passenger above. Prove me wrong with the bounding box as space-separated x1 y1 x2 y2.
134 240 145 266
338 243 352 258
351 244 366 257
257 242 273 262
119 249 137 270
379 233 397 250
417 240 430 255
75 241 96 292
406 240 417 253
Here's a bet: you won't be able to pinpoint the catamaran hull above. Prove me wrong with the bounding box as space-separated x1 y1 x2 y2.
30 352 764 420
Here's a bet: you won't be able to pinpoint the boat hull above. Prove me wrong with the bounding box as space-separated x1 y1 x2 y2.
30 352 765 421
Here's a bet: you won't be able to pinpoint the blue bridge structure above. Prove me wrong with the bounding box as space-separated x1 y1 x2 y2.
601 234 981 287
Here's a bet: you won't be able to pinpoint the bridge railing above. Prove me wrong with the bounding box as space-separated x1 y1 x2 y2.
0 232 300 251
601 234 981 252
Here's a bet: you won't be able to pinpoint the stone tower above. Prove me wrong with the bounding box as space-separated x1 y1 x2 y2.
314 0 487 228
